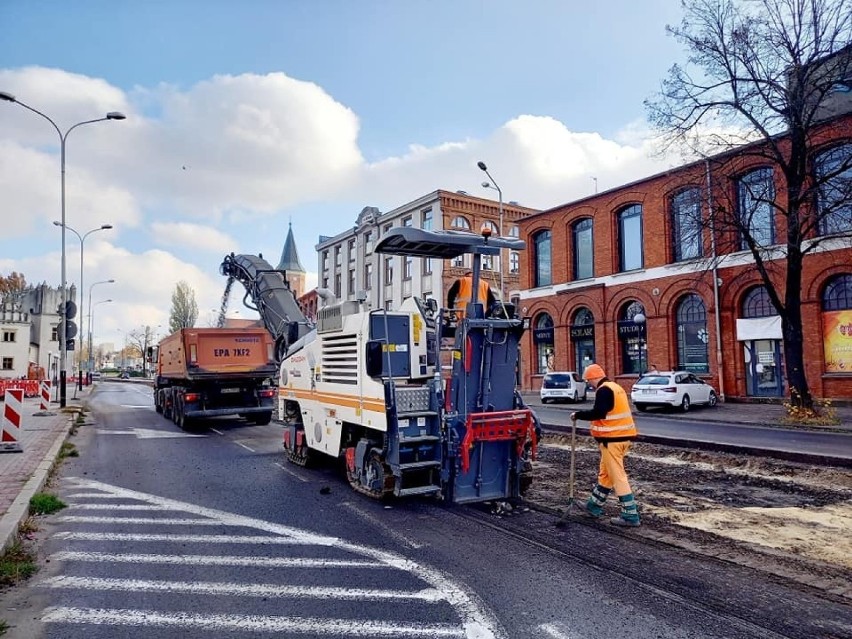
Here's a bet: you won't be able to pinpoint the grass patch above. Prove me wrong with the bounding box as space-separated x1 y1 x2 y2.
0 542 37 587
58 442 79 459
29 493 66 516
780 397 841 427
0 618 9 636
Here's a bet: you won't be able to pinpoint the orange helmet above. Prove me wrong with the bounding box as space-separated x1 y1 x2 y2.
582 363 606 382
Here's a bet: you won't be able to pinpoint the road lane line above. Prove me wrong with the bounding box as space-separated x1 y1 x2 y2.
235 441 255 452
52 532 308 544
51 551 386 569
57 516 225 526
42 607 467 637
539 622 573 638
41 576 444 602
66 504 170 511
210 428 224 435
342 502 425 549
274 461 310 482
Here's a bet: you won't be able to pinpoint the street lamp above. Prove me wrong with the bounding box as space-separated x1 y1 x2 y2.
88 279 115 380
89 299 113 373
0 91 125 407
477 161 505 300
634 312 647 375
56 222 113 391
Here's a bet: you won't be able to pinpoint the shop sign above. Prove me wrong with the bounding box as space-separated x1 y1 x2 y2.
533 327 554 344
617 320 645 339
570 325 594 340
823 309 852 373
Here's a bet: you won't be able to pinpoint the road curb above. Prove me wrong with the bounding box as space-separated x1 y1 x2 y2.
0 414 73 554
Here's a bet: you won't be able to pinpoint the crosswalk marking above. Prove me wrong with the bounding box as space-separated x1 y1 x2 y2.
42 576 445 601
51 551 386 569
52 532 306 545
42 608 469 637
57 516 225 526
66 503 169 511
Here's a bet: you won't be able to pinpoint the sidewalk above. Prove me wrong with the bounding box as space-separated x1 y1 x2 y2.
521 391 852 432
0 391 85 553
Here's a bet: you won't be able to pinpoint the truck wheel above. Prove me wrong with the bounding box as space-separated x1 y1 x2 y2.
253 412 272 426
154 391 163 414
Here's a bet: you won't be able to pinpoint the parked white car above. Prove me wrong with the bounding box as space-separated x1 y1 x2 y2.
540 371 588 403
631 371 718 412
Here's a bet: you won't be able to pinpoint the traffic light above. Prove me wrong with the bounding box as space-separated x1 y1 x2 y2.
65 320 78 340
66 339 75 351
65 300 77 319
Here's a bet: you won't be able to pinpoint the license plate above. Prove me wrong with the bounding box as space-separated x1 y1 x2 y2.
642 389 657 395
221 388 241 394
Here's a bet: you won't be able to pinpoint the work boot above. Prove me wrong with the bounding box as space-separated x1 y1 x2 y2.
610 493 640 527
583 483 611 517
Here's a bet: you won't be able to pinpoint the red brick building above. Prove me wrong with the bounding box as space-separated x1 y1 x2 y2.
518 114 852 402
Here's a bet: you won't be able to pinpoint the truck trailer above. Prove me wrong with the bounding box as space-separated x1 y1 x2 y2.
151 327 278 429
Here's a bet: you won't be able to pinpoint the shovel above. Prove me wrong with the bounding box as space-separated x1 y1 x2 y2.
555 414 578 528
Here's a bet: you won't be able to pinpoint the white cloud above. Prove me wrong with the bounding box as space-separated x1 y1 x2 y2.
150 222 236 254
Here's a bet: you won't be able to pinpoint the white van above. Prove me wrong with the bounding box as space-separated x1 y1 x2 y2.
540 371 587 403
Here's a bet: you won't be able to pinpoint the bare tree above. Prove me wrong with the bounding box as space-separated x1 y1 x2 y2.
646 0 852 408
169 281 199 333
127 325 159 377
0 271 27 297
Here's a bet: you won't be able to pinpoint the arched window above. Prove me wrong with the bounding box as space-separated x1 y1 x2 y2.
450 216 471 230
617 205 643 271
572 218 594 280
742 286 775 318
737 168 776 249
671 188 703 261
620 301 646 375
821 274 852 373
533 230 552 287
509 251 520 274
676 294 709 372
815 144 852 236
571 307 596 373
534 312 555 374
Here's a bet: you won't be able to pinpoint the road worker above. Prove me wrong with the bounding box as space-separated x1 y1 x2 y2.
571 363 641 527
446 271 496 320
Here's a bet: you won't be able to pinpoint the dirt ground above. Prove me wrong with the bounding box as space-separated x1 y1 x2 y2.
525 434 852 599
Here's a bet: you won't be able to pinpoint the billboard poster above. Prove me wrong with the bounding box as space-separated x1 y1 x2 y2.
822 310 852 373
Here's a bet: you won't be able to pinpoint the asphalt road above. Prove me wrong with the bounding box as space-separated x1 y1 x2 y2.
0 381 849 639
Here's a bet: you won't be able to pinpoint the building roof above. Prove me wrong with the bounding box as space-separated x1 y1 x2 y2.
277 223 305 273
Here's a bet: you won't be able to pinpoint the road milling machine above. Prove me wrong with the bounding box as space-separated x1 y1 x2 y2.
219 226 539 504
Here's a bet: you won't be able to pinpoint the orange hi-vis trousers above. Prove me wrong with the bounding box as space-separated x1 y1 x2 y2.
596 441 633 497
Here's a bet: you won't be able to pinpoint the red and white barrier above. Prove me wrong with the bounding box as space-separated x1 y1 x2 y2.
2 388 24 453
0 379 40 398
40 380 51 411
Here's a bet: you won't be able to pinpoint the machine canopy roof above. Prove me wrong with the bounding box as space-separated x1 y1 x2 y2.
375 227 525 259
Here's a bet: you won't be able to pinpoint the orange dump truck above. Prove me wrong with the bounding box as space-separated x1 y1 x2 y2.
151 327 278 429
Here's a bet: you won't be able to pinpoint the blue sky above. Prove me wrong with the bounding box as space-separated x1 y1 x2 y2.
0 0 687 346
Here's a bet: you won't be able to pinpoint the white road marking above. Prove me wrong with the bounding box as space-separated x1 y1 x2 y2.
539 622 573 638
52 532 311 545
63 493 125 499
55 478 506 639
97 427 206 439
42 576 444 602
118 404 153 409
274 461 310 482
57 516 225 526
51 551 385 569
42 607 468 637
210 428 224 435
66 504 168 511
342 501 425 549
235 441 255 452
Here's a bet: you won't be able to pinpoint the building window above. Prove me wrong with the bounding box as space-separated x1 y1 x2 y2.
676 294 709 373
509 251 520 274
737 168 776 249
482 255 494 271
364 263 373 290
815 143 852 236
534 313 555 374
423 258 433 274
422 208 433 230
348 269 355 295
452 254 466 268
572 218 594 280
571 307 596 374
2 331 15 343
364 231 373 254
385 257 394 285
322 251 329 272
451 216 471 230
619 301 646 375
383 223 392 236
742 285 775 318
348 239 355 262
671 188 703 261
822 274 852 372
322 277 329 289
51 325 59 342
334 247 342 268
618 204 643 271
533 230 552 287
384 300 393 311
403 256 413 280
334 273 341 297
402 216 413 228
509 225 520 238
1 357 12 371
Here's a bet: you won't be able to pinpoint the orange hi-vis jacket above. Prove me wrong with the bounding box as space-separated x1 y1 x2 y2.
590 381 637 440
454 276 491 319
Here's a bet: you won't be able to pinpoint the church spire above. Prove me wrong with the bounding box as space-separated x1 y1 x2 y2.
277 222 305 273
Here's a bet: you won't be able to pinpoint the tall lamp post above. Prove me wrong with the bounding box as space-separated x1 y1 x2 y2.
0 91 125 407
89 299 113 374
57 222 113 391
634 312 647 375
88 279 115 380
477 161 505 301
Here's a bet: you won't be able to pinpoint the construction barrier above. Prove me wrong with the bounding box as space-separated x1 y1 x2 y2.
1 388 23 453
0 379 40 398
39 380 51 411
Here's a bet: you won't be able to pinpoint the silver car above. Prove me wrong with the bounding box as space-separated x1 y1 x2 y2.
631 371 718 412
540 371 588 403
